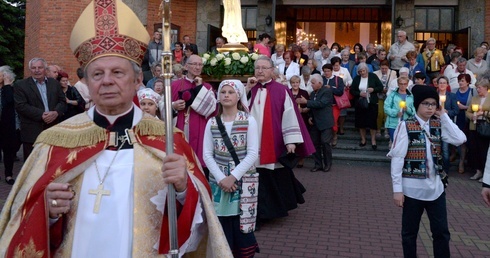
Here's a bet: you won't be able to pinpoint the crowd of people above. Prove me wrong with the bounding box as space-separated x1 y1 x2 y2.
1 0 490 255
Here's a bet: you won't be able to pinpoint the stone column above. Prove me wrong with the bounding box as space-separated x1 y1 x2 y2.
395 0 415 43
196 0 221 54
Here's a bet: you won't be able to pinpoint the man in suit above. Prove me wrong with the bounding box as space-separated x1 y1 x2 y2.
14 57 66 160
297 73 334 172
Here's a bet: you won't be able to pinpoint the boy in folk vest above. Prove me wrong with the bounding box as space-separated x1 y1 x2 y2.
387 85 466 258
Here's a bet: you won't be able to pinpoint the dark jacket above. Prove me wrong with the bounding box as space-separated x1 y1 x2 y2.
61 86 86 121
14 77 66 143
0 85 17 135
350 72 384 104
307 87 334 131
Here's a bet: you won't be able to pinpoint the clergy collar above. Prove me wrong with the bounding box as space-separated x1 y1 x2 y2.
185 76 196 83
95 106 134 124
94 108 134 150
259 79 273 87
88 104 143 150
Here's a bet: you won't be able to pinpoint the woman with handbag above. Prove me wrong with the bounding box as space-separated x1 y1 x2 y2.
332 57 353 136
203 79 260 257
465 78 490 182
350 63 383 150
322 64 345 146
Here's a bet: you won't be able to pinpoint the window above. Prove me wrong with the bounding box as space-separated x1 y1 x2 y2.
415 7 454 32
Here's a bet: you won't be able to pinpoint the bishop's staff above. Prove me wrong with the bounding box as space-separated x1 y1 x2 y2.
160 0 179 257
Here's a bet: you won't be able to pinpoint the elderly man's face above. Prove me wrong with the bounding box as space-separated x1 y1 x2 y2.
397 33 406 43
216 39 224 48
254 59 273 82
30 60 46 81
185 55 204 78
47 65 59 79
311 77 322 91
85 56 141 115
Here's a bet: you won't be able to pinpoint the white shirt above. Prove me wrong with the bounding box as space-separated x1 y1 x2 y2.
278 62 300 81
444 65 477 93
387 113 466 201
271 53 285 67
333 67 353 86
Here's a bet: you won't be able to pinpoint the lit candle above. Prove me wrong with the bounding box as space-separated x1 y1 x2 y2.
399 101 406 113
472 104 479 124
472 104 479 112
439 95 446 106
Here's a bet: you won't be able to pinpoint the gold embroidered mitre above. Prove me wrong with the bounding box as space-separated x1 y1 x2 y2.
70 0 150 67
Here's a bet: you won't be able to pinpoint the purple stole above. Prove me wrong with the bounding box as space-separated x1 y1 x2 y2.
249 80 315 162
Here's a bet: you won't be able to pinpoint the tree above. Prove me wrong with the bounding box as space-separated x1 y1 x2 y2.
0 0 25 78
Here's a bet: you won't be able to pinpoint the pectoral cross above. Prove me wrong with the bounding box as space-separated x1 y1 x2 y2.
88 184 111 213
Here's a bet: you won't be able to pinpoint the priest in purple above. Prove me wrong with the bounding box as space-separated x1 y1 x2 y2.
246 55 315 220
172 54 217 178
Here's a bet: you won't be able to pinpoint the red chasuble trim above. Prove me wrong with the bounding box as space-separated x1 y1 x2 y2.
7 142 106 258
260 92 276 164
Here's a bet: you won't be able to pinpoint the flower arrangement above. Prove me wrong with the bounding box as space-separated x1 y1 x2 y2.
201 51 260 80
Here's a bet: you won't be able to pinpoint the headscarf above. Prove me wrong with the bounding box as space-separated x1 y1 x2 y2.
218 79 249 112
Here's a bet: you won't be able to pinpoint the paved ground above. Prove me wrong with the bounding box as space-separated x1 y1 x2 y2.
0 157 489 257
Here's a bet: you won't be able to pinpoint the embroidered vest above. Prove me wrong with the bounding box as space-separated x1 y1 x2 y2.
209 111 258 233
403 118 442 179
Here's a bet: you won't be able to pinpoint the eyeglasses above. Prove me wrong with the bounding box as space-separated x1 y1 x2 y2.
254 66 273 71
187 63 203 67
420 102 438 108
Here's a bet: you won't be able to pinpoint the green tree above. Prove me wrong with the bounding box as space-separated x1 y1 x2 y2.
0 0 25 78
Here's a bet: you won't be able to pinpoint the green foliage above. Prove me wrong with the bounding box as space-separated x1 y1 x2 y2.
0 0 26 78
201 51 259 80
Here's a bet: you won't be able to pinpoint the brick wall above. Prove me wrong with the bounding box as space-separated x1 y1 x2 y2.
147 0 197 43
24 0 197 81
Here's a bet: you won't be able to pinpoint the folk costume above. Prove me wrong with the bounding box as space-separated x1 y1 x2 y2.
204 80 260 257
248 79 315 219
0 1 232 257
388 85 466 258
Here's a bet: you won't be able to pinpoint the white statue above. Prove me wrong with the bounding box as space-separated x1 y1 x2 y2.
222 0 248 43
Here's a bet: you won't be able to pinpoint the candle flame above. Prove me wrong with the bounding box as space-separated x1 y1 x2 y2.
472 104 479 112
399 101 406 109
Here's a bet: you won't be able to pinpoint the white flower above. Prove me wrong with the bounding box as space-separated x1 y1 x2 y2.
250 53 259 60
203 53 211 59
240 56 249 64
210 58 218 66
201 57 207 64
232 52 241 60
216 53 224 61
224 57 232 66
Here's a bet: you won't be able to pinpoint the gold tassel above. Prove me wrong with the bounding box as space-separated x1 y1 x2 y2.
35 121 107 148
134 116 166 136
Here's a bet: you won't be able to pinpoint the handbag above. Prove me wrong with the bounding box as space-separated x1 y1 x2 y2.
345 86 354 100
333 76 351 109
476 118 490 139
357 97 369 109
215 116 258 233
